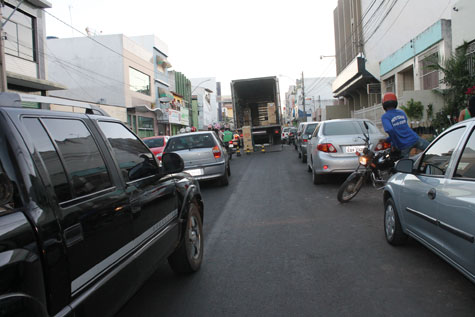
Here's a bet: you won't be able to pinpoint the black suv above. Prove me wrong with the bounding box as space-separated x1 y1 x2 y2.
0 93 204 317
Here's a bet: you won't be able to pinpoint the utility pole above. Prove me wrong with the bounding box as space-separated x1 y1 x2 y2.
301 71 305 122
0 2 7 92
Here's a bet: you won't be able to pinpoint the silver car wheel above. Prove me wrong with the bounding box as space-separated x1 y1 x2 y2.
385 203 396 240
188 215 201 261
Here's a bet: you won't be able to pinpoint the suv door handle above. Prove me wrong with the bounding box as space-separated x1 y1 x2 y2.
428 188 436 200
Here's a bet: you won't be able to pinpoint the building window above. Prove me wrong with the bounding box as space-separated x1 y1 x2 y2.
419 52 439 90
127 114 137 133
2 4 35 62
384 76 395 93
129 67 150 96
467 41 475 76
137 116 154 138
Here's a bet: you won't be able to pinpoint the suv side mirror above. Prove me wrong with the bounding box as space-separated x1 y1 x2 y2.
162 153 184 174
395 159 414 174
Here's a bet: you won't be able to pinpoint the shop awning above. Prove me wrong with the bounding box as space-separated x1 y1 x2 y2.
7 71 66 92
332 57 378 97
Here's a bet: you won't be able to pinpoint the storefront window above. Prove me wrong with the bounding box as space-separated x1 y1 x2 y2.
127 114 137 133
129 67 150 96
137 116 154 138
2 4 35 61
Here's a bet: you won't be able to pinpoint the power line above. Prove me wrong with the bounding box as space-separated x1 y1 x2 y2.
305 59 336 93
337 0 378 66
369 0 410 47
364 0 400 45
42 9 156 73
14 39 131 96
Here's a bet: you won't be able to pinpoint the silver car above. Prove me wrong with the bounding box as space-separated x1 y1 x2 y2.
164 131 230 185
297 121 320 163
307 119 386 184
384 118 475 283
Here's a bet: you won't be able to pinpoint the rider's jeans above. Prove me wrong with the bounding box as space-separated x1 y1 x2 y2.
400 137 430 158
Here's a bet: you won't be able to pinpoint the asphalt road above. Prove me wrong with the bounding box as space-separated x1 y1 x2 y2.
117 145 475 317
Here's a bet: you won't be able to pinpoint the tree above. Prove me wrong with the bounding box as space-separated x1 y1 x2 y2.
429 42 475 130
400 98 424 121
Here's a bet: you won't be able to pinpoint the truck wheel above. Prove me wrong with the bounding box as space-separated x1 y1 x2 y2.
168 200 203 274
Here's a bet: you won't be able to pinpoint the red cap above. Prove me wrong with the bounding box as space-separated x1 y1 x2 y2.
382 92 397 104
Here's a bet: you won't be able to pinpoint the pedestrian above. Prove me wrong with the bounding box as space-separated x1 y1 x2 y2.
458 95 475 122
381 92 429 158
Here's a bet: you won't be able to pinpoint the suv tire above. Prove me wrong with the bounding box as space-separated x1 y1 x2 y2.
168 201 204 273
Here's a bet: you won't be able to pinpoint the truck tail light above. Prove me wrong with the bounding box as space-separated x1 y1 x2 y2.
317 143 337 153
212 146 221 158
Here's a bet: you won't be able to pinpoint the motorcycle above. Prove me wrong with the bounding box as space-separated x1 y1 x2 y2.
337 123 401 203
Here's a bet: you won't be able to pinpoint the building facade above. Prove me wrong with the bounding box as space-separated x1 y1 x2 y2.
3 0 64 98
46 34 170 137
331 0 459 127
191 77 218 128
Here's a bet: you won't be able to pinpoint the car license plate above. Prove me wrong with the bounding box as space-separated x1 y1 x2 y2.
186 168 203 176
345 146 365 153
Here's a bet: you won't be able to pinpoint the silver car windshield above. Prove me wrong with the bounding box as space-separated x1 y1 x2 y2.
167 134 216 151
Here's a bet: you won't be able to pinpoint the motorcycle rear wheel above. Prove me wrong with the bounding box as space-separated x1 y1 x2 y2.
337 172 365 203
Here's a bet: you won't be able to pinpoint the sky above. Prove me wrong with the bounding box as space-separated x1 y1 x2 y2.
45 0 338 96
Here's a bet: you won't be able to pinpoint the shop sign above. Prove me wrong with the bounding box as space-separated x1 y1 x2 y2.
180 109 189 126
167 109 181 124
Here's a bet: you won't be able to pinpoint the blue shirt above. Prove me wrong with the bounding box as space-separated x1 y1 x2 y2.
381 109 419 150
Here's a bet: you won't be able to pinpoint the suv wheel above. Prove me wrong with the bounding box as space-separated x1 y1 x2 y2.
168 201 204 273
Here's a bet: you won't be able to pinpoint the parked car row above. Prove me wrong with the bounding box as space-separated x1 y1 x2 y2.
293 117 475 285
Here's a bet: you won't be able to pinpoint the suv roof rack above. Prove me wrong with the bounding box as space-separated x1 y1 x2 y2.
0 92 110 117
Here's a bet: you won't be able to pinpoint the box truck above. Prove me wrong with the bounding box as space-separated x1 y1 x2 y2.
231 76 282 151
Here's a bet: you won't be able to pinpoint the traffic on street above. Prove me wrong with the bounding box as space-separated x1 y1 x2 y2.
118 145 475 316
1 1 475 317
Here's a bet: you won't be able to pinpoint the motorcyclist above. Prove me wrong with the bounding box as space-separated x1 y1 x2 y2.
222 127 233 157
381 92 429 158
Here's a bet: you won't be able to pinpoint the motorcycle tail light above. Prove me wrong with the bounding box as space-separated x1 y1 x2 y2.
303 139 308 143
212 146 221 158
317 143 337 153
376 140 391 151
229 141 233 144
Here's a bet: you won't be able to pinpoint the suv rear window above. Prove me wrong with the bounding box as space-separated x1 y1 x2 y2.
323 121 362 136
167 134 216 151
143 138 164 148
